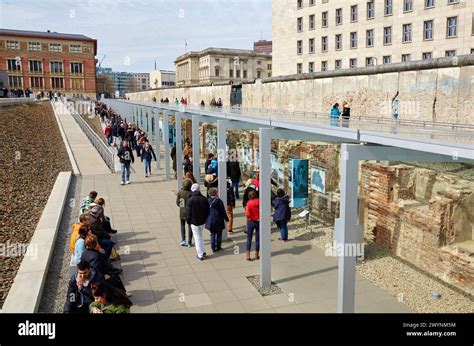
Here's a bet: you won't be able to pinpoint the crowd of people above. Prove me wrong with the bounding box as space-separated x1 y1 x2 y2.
0 87 64 100
65 190 132 314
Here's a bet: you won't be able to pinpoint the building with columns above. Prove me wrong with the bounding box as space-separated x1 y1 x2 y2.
175 47 272 86
0 28 97 97
272 0 474 76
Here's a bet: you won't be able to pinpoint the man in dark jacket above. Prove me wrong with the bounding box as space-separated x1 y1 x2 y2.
226 180 236 233
141 142 157 177
176 179 193 247
272 189 291 242
205 187 229 252
117 140 135 185
64 260 104 313
204 153 214 174
227 160 241 199
186 184 210 260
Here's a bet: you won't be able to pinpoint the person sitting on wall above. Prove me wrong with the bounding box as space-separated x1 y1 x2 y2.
201 100 205 107
210 98 217 107
216 98 223 108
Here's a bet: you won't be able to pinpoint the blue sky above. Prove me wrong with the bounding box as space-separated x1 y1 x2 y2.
0 0 272 72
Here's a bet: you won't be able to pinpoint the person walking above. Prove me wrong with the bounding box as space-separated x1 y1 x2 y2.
186 184 210 261
141 142 157 177
330 103 340 126
227 159 241 199
117 140 134 185
104 124 113 146
205 187 228 253
171 145 177 180
176 179 193 248
226 180 236 233
273 189 291 242
245 190 260 261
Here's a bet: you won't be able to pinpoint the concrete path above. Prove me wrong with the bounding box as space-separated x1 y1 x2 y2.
52 101 110 176
77 159 413 313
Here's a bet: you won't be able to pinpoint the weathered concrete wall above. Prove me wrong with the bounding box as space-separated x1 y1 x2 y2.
127 56 474 124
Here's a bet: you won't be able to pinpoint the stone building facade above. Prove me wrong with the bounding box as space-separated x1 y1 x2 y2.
272 0 474 76
175 48 272 86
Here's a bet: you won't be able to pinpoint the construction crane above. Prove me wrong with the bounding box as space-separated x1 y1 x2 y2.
97 55 106 72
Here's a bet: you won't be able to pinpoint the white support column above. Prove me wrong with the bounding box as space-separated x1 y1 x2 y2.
176 113 183 190
217 120 228 241
163 113 171 180
259 128 272 287
336 144 358 313
147 107 152 138
192 114 201 184
155 111 161 170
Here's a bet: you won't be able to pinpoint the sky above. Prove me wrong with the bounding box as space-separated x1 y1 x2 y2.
0 0 272 73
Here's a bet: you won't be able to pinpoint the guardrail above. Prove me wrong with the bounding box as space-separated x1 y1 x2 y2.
61 97 115 172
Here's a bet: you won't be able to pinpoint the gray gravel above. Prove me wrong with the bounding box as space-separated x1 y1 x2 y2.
38 175 82 313
247 275 283 296
289 224 474 313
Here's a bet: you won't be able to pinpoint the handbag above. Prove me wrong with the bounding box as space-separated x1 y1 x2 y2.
109 246 120 262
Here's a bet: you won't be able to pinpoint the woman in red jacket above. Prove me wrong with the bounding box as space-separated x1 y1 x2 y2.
245 190 260 261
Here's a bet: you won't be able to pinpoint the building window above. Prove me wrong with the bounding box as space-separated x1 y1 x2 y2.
30 76 44 88
385 0 393 15
215 67 220 77
51 77 64 89
268 64 272 70
366 29 374 47
424 20 434 40
404 0 413 12
268 72 272 77
445 50 456 57
297 40 303 54
383 26 392 45
322 11 328 27
350 58 357 68
309 62 314 73
8 75 23 88
367 1 375 19
70 62 83 74
29 60 43 72
297 17 303 32
257 70 262 78
350 32 358 48
7 59 21 71
336 8 343 25
229 69 233 78
425 0 435 8
321 61 328 72
447 16 458 37
366 57 375 66
335 34 342 50
49 43 62 52
70 44 81 53
309 14 315 30
236 70 241 78
403 24 412 42
402 54 411 62
471 48 474 54
447 0 459 3
309 38 315 53
6 40 20 50
383 55 392 64
297 0 303 9
243 70 247 78
309 0 315 6
422 52 433 60
297 63 303 74
28 42 41 51
351 5 358 22
50 61 63 73
71 78 84 90
321 36 328 52
335 60 342 70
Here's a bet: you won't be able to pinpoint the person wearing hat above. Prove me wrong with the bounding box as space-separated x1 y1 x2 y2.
186 184 210 260
89 206 115 259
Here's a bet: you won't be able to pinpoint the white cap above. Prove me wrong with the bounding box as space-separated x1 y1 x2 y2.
191 183 200 192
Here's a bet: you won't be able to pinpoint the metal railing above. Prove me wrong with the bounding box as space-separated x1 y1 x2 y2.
61 97 115 172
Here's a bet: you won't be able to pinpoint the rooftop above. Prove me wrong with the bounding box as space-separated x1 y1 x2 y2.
175 47 272 63
0 28 96 42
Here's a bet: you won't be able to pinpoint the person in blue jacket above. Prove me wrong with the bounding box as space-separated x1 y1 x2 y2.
272 189 291 242
205 187 229 253
330 103 340 126
141 142 157 177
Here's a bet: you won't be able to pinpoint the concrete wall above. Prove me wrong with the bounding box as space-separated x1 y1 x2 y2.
127 56 474 124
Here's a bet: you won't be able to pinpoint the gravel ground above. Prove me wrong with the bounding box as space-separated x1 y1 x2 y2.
289 224 474 313
38 175 81 313
0 102 72 308
247 275 283 296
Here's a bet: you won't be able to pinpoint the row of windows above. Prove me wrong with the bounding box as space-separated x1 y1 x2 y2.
297 2 463 30
213 68 272 78
5 40 83 53
161 81 176 86
297 18 458 54
6 59 83 73
7 75 85 89
297 0 460 12
296 49 467 73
